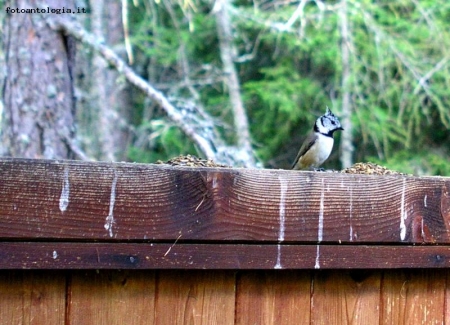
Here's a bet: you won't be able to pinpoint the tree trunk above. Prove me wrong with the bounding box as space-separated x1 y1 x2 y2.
91 0 115 161
2 0 77 159
89 0 132 161
105 1 132 161
338 0 354 168
214 0 255 167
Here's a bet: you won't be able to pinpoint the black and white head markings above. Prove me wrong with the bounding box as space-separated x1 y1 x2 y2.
292 107 344 170
314 107 344 137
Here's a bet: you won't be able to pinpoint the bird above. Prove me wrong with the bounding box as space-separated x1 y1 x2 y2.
292 107 344 170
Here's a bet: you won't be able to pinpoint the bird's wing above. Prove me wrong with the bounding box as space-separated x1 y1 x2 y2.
291 132 318 169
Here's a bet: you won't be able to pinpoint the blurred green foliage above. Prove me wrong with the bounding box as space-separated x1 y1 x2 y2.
118 1 450 175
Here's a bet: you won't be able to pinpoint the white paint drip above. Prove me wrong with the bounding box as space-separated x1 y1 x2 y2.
314 245 321 269
104 170 118 238
274 244 282 269
421 218 425 240
274 176 288 269
53 250 58 259
400 178 407 241
315 179 325 269
424 195 427 208
318 179 325 242
349 187 353 241
59 166 70 212
212 175 218 189
278 176 287 242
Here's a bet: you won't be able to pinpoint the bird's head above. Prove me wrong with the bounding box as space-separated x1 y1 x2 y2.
314 107 344 136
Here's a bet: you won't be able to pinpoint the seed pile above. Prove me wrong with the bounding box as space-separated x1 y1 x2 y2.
156 154 231 168
341 162 407 175
157 156 407 175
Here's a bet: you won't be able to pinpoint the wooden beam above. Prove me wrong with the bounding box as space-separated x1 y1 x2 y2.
0 243 449 269
1 158 449 243
0 158 449 269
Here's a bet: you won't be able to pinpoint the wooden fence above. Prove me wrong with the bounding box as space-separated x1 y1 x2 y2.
0 158 450 324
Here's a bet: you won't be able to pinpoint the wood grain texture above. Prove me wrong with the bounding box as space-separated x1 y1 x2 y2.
381 270 446 325
1 243 450 269
69 270 156 325
0 271 66 325
154 271 235 325
0 269 449 324
311 271 381 325
0 158 449 244
446 271 450 325
235 271 311 324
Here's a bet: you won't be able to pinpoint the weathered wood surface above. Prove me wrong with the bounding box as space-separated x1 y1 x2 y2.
236 271 311 324
0 271 66 324
69 271 156 325
0 243 449 269
1 158 450 269
311 271 381 324
1 158 449 243
381 270 447 324
1 269 448 324
155 271 235 324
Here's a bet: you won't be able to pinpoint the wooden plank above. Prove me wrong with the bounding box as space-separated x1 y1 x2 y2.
446 271 450 325
154 270 235 325
1 242 450 269
0 158 449 244
69 270 156 325
235 271 311 324
310 270 381 324
0 271 66 325
380 270 446 324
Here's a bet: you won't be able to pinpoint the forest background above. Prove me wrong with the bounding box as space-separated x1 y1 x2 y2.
1 0 449 175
